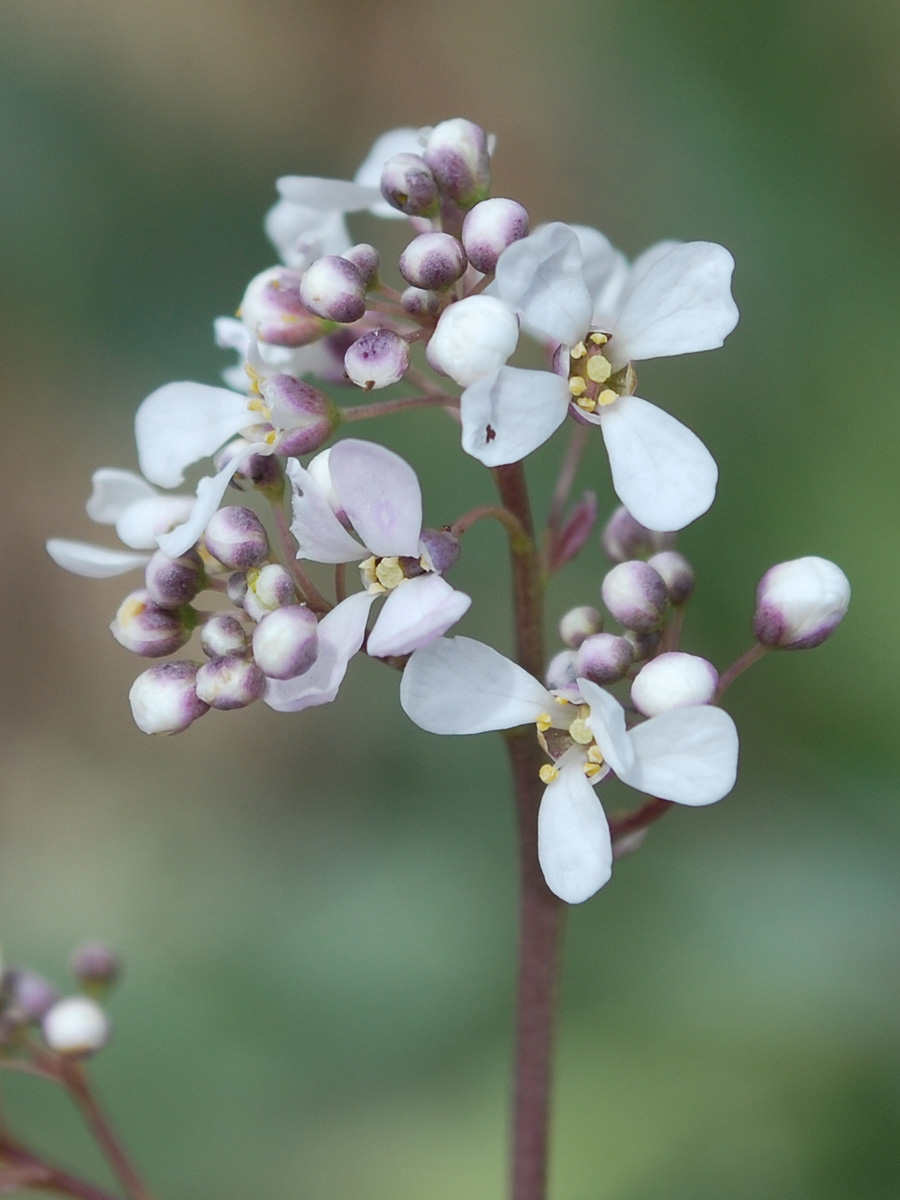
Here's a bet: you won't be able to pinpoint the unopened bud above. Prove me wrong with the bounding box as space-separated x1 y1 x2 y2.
423 119 491 209
299 256 367 323
344 329 410 390
110 589 191 657
4 969 58 1021
399 232 467 290
226 572 248 608
418 528 461 574
624 629 661 663
239 266 321 347
244 563 296 622
380 153 440 217
462 198 530 273
647 550 695 605
559 605 604 649
252 605 318 679
545 649 577 690
575 633 634 685
144 548 205 609
342 243 380 288
42 996 110 1057
129 662 209 735
200 613 250 658
196 653 266 710
753 556 850 649
262 374 336 456
630 652 718 717
400 286 442 317
216 439 283 491
547 490 598 573
426 295 519 386
601 561 669 633
601 506 676 563
70 943 120 993
204 507 269 570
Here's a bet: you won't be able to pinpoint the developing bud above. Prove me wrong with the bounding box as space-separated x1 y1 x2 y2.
423 119 491 209
239 266 321 346
216 438 284 491
601 506 676 564
299 256 367 323
624 629 662 663
630 652 718 717
262 374 336 456
575 633 634 685
400 287 442 317
200 613 250 658
418 528 461 574
559 605 604 649
196 654 266 710
344 329 410 390
547 490 598 574
379 153 440 217
244 563 297 622
204 507 269 570
70 943 120 993
144 548 205 609
601 561 669 633
226 572 248 609
42 996 110 1057
399 232 467 291
129 662 209 735
4 969 58 1021
461 198 530 273
753 556 851 649
342 243 380 288
252 606 318 680
110 589 191 657
545 649 577 690
647 550 695 606
426 295 519 387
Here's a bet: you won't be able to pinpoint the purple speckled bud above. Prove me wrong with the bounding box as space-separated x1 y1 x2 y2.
215 438 283 491
545 649 577 690
244 563 297 622
559 606 604 649
4 969 59 1021
195 654 266 710
631 652 718 717
129 662 209 734
226 572 248 609
70 943 120 992
342 243 380 288
462 198 530 273
753 556 850 649
575 633 634 685
252 605 318 680
144 548 205 609
204 507 269 570
423 119 491 209
299 256 367 323
601 506 676 564
647 550 695 606
399 232 467 290
400 286 442 317
200 613 250 658
380 153 440 217
239 266 322 347
624 629 661 663
262 373 336 457
344 329 410 391
110 589 191 658
418 528 461 575
601 561 669 633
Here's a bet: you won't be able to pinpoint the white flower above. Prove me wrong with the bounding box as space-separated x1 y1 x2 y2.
400 637 739 903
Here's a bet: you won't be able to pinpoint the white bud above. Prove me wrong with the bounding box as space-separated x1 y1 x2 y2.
129 662 209 735
545 649 577 690
559 605 603 649
42 996 110 1057
753 556 850 649
427 295 519 387
299 255 367 323
630 652 719 717
239 266 321 347
575 633 634 685
646 550 695 605
344 329 411 390
252 606 318 679
601 561 669 632
399 232 467 290
195 654 266 710
462 198 530 273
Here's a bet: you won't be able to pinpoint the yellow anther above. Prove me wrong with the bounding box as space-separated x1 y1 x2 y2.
587 745 604 765
589 332 609 346
247 397 266 414
597 388 618 406
264 430 277 445
375 556 405 590
536 713 553 732
575 395 597 412
569 717 593 745
586 354 612 384
583 762 602 778
539 764 559 784
570 341 587 360
359 556 379 587
568 376 587 397
554 695 570 705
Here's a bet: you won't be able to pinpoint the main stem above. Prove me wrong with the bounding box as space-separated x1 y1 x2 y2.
493 463 564 1200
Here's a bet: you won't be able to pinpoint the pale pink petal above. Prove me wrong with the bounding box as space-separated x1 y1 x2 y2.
265 592 375 712
578 678 635 777
620 706 739 806
329 439 422 558
45 539 149 579
286 458 367 563
366 575 471 658
538 755 613 903
460 367 570 467
136 382 251 488
495 223 593 347
86 469 158 524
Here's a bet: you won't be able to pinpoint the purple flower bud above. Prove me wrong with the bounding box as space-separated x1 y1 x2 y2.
4 969 58 1021
575 633 634 685
299 256 367 323
201 613 250 658
418 528 461 574
226 572 248 609
423 119 491 209
545 649 578 690
342 243 381 288
753 556 850 649
262 373 336 457
244 563 297 622
239 266 322 347
195 654 266 710
647 550 695 606
601 506 676 564
70 943 120 992
380 153 440 217
462 198 530 273
42 996 110 1057
110 590 191 658
204 507 269 570
631 652 718 717
399 232 467 290
601 561 669 633
129 662 209 735
215 438 283 491
624 629 662 663
548 490 598 574
400 286 442 317
559 606 604 649
344 329 410 391
252 605 318 680
144 548 205 609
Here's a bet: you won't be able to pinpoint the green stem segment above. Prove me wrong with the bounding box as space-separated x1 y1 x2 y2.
61 1063 155 1200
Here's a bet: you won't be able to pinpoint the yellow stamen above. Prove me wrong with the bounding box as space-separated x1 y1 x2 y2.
264 430 277 445
570 341 587 360
589 332 609 346
539 764 559 784
247 397 266 414
586 354 612 384
568 376 587 397
536 713 553 732
583 762 602 778
375 556 405 589
587 745 604 765
554 695 570 705
597 388 618 406
575 395 597 413
569 717 593 745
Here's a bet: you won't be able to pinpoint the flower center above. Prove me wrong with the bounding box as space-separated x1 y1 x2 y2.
534 700 605 782
566 332 636 414
359 555 428 594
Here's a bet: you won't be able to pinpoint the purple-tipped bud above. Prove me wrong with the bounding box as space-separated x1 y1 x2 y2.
201 614 250 658
129 662 209 735
110 590 191 658
399 232 467 290
462 198 530 273
4 969 58 1021
204 507 269 570
262 373 336 456
418 528 461 574
753 556 851 649
380 153 440 217
647 550 695 606
144 548 205 609
244 563 297 622
624 629 662 663
545 649 577 690
547 490 598 574
601 561 669 633
226 572 248 609
631 652 718 717
400 287 442 317
299 256 367 323
195 654 266 710
423 119 491 209
42 996 110 1057
239 266 322 347
601 506 676 564
252 605 318 680
559 605 604 649
575 633 634 685
342 243 380 287
70 944 120 992
344 329 410 391
215 438 283 491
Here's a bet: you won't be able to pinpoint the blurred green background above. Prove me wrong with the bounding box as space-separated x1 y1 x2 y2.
1 1 898 1197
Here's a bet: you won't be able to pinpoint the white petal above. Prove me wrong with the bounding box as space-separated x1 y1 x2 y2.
568 224 630 321
264 200 351 269
612 242 739 365
578 678 635 776
495 222 593 347
265 592 375 713
45 539 149 579
155 451 252 559
400 637 552 734
329 439 422 558
286 458 366 563
427 295 519 387
115 495 196 549
598 395 718 532
366 575 471 658
460 367 570 467
538 756 613 903
619 706 739 806
86 469 158 524
136 382 251 488
275 176 382 212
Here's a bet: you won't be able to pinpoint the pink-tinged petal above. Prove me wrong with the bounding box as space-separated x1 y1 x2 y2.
495 223 593 347
538 755 613 903
619 705 739 806
599 395 718 532
275 176 382 212
115 494 196 549
612 242 739 366
286 458 367 563
400 636 552 734
136 382 251 488
86 469 158 524
578 678 635 777
265 592 375 713
329 439 422 558
45 539 149 579
156 450 255 559
460 366 570 467
366 575 471 658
